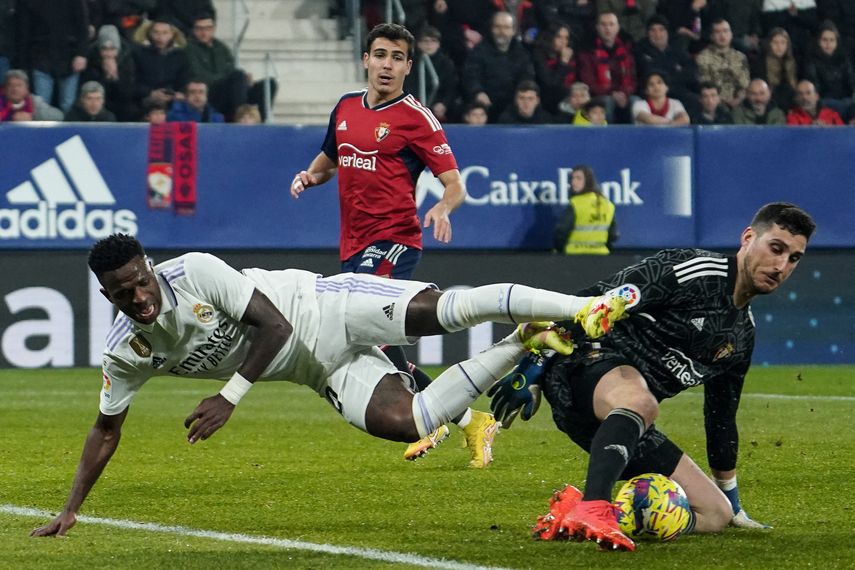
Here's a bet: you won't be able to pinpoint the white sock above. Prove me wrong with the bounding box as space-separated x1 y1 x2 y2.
436 284 589 333
411 332 523 438
455 408 473 429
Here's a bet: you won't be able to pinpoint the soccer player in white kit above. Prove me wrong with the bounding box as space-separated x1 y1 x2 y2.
31 234 625 537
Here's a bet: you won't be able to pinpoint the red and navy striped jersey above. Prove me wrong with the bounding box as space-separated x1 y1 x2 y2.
321 90 458 260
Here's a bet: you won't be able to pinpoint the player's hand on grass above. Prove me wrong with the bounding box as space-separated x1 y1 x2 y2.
423 202 452 243
184 394 235 443
731 509 772 529
30 510 76 537
290 171 321 199
487 353 545 428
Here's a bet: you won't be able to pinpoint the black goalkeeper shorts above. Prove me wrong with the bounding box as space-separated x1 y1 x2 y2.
541 351 684 479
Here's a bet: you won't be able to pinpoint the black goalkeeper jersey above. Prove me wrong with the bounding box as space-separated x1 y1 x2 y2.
568 248 754 471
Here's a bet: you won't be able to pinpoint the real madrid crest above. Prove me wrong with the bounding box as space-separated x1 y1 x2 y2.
374 122 391 142
193 303 215 323
129 334 152 357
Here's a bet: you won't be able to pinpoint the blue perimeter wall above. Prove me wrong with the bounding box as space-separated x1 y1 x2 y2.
1 123 854 250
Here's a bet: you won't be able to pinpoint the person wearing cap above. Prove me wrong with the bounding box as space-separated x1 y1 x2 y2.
64 81 117 122
81 24 139 121
633 14 699 115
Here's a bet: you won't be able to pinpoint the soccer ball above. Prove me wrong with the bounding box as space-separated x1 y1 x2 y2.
614 473 692 542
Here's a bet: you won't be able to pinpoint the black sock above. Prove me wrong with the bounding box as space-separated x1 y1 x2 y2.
381 345 465 424
582 408 646 502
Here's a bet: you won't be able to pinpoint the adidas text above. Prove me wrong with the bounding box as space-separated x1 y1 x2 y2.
0 202 137 239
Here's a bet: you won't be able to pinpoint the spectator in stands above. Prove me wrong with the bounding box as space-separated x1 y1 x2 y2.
787 78 844 124
534 0 597 49
657 0 708 55
634 14 699 113
532 23 577 114
99 0 155 40
234 103 261 124
696 18 750 109
141 95 167 123
166 79 223 123
16 0 90 114
430 0 497 70
632 71 691 125
573 97 608 125
497 80 555 124
761 0 818 61
752 27 798 111
818 0 855 64
0 69 64 121
708 0 763 55
731 78 786 124
404 25 459 123
462 11 535 121
555 81 591 122
597 0 658 44
81 24 139 121
153 0 215 36
553 164 618 255
0 0 15 81
186 13 276 122
691 81 733 124
578 11 637 123
64 80 117 121
462 100 489 124
132 18 189 111
802 21 855 119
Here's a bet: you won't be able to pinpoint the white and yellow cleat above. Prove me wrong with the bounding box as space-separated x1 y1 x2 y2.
462 410 500 468
403 424 450 461
517 321 575 355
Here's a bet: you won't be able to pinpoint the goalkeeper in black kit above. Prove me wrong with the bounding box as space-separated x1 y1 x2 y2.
488 203 816 551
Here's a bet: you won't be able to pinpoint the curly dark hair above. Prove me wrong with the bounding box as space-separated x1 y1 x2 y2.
88 234 146 276
751 202 816 241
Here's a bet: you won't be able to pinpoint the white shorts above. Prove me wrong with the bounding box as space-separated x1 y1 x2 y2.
313 273 435 430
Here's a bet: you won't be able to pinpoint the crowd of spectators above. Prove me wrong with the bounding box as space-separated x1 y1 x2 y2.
0 0 273 124
364 0 855 126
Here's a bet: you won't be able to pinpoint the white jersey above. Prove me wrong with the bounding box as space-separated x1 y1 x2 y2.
100 253 434 421
100 253 322 415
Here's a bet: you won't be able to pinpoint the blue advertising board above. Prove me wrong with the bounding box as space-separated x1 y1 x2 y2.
0 123 850 250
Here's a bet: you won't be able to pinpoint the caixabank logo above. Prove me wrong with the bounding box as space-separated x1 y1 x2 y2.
0 135 138 240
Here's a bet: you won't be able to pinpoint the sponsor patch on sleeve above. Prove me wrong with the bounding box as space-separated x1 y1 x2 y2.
605 284 641 308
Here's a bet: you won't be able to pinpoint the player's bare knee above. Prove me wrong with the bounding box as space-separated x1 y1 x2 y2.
629 393 659 426
709 494 734 531
404 289 442 336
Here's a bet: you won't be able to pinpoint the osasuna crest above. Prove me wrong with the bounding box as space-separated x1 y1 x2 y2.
374 122 391 142
193 303 215 323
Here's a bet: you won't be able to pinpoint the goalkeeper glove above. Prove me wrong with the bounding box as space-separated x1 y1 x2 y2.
715 476 772 529
487 352 546 428
575 294 627 338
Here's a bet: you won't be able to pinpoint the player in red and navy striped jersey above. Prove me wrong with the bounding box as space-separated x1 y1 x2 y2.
290 24 496 468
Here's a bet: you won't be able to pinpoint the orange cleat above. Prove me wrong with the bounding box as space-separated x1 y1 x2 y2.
532 484 583 541
559 499 636 551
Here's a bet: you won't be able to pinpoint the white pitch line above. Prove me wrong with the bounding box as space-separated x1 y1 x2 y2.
1 505 510 570
681 393 855 402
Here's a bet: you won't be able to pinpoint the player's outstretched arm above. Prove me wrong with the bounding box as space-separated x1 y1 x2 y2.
290 152 337 199
30 409 128 537
423 169 466 243
185 289 293 443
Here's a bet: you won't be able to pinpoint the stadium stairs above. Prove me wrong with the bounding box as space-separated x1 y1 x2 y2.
214 0 364 124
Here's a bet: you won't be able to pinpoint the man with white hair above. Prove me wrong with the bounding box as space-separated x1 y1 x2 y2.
64 81 117 122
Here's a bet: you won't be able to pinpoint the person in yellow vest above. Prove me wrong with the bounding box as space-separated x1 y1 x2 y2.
553 164 618 254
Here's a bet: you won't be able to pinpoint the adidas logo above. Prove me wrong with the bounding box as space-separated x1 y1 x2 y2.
691 317 705 331
359 258 374 268
1 135 138 240
337 120 348 131
383 303 395 320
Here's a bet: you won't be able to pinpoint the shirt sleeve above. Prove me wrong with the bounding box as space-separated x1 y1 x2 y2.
703 361 747 471
631 99 649 121
182 253 256 323
406 106 458 176
100 353 151 416
320 101 339 161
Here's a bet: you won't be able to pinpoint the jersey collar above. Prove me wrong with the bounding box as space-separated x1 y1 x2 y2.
362 91 407 111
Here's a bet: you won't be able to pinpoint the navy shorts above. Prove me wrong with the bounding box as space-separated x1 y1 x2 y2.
341 241 422 279
542 350 684 479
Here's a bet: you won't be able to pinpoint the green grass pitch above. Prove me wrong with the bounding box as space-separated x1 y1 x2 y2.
1 366 853 569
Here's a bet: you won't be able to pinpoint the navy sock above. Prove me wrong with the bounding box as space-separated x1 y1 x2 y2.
582 408 646 502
